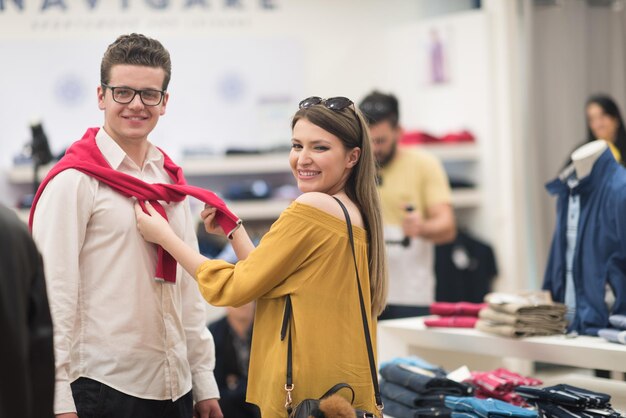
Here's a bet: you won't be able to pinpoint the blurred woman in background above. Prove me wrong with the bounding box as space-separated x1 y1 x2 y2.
585 94 626 165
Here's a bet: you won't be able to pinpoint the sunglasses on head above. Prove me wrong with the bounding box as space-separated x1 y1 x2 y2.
298 96 364 141
298 96 354 111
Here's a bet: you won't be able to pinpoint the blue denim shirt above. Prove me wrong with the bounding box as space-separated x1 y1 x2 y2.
543 148 626 335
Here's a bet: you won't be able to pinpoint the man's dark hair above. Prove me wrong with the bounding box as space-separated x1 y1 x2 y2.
100 33 172 90
358 91 400 127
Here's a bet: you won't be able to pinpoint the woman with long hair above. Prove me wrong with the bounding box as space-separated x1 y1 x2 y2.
585 94 626 165
135 96 388 417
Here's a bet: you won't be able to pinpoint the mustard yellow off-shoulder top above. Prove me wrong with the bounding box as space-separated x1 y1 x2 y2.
195 202 378 417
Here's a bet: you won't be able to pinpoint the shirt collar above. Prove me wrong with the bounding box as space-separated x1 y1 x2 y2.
546 148 616 196
95 128 164 170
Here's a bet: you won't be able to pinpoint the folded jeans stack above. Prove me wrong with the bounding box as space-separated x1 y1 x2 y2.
444 395 537 418
425 302 488 329
475 291 567 337
379 357 474 418
464 368 542 406
598 314 626 345
515 383 624 418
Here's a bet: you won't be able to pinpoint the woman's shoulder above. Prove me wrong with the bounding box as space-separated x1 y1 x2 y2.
294 193 364 229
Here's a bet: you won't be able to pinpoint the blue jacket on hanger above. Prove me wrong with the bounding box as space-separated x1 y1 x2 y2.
543 148 626 335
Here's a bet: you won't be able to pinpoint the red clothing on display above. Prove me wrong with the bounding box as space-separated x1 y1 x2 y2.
466 368 542 406
29 127 241 283
424 316 478 328
430 301 488 317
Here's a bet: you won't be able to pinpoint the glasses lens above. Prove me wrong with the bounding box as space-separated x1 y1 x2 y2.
325 97 353 111
112 88 135 104
299 96 323 109
140 90 163 106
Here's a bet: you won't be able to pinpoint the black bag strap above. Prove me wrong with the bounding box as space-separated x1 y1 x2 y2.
281 197 383 414
280 294 293 394
321 383 355 404
332 197 383 411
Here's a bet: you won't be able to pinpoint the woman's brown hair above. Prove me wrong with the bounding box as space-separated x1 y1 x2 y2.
292 103 388 316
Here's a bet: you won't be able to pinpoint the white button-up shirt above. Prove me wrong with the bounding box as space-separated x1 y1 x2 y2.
32 128 219 414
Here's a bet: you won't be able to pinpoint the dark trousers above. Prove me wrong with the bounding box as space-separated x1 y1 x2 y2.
71 377 193 418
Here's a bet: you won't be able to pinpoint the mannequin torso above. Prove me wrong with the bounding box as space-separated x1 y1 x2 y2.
571 140 608 179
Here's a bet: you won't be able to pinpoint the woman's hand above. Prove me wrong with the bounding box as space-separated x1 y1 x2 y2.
134 201 176 245
201 204 226 236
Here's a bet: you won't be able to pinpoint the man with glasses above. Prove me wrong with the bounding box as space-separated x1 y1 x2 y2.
359 91 456 320
31 34 223 418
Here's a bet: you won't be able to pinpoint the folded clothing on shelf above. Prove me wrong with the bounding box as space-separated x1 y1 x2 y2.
598 314 626 344
400 130 476 145
424 316 478 328
465 368 542 406
515 384 610 409
379 356 448 377
379 363 474 397
430 302 488 317
478 307 566 326
223 180 271 200
449 177 476 189
484 291 567 316
381 380 450 409
382 396 452 418
477 307 567 337
609 314 626 330
475 321 567 338
400 131 441 145
424 302 488 328
533 400 623 418
598 328 626 345
515 384 623 418
444 395 538 418
476 291 567 337
440 131 476 144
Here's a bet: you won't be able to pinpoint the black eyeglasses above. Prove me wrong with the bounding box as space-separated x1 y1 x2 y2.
102 83 165 106
299 96 354 111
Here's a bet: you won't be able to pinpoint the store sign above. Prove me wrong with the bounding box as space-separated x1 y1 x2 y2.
0 0 280 35
0 0 277 12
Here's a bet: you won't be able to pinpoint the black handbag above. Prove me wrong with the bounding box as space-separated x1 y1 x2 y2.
281 197 384 418
288 383 375 418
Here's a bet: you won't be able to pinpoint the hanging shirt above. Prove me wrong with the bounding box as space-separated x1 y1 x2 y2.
564 176 580 325
607 140 622 164
543 148 626 335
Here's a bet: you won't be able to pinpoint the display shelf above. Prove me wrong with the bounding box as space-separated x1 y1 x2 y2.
378 316 626 373
181 153 290 176
7 163 54 184
227 199 291 220
8 145 478 183
6 154 292 185
451 188 481 208
193 190 478 223
191 199 292 222
419 143 479 161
